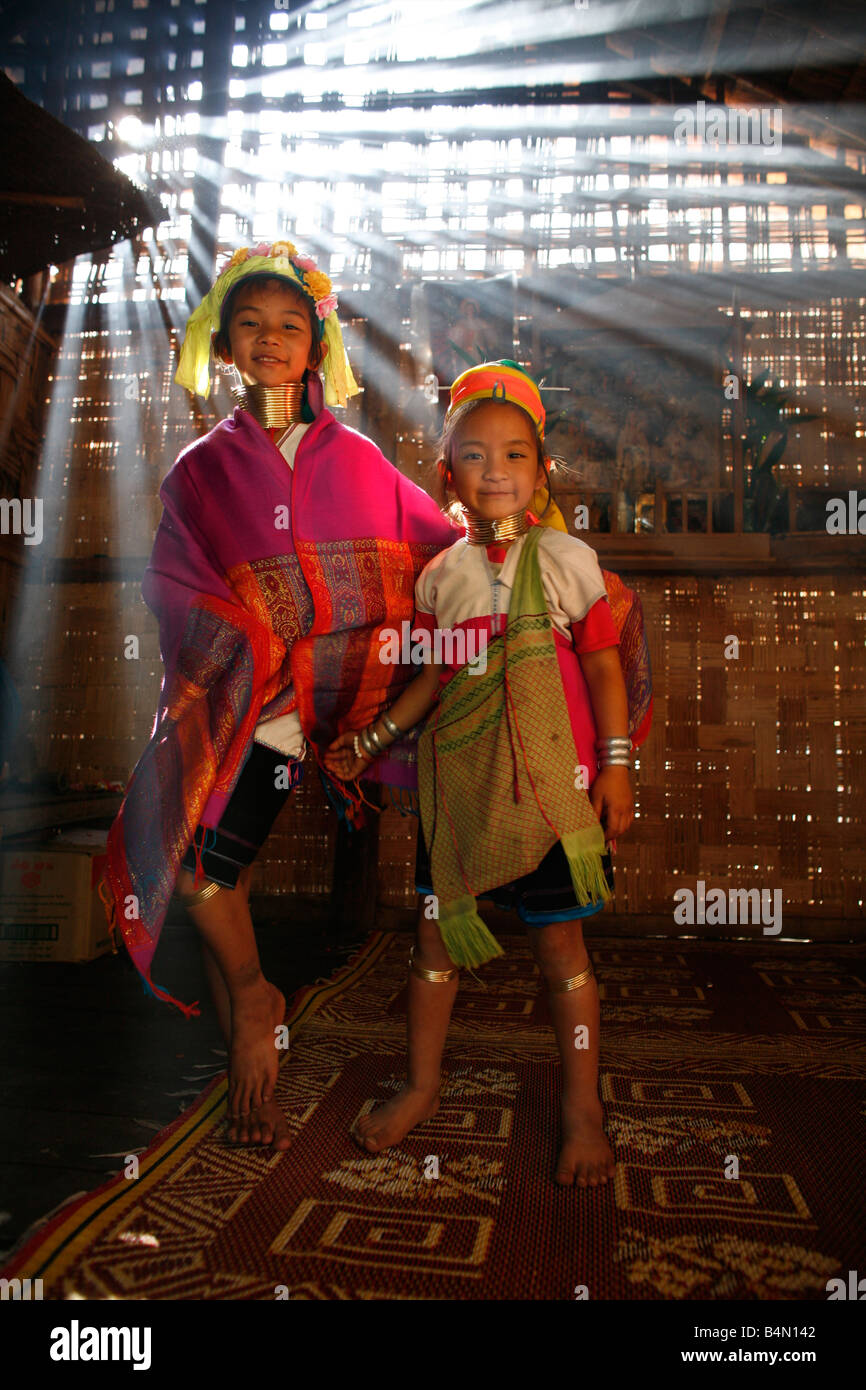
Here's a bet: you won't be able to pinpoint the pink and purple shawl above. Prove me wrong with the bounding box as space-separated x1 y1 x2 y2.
96 378 456 1013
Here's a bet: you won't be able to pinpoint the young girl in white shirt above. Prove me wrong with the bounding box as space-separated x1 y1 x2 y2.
325 360 651 1188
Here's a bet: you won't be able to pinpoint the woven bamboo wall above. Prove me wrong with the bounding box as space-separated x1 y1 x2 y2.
12 547 865 920
376 572 866 922
741 300 866 487
3 1 865 928
5 273 865 924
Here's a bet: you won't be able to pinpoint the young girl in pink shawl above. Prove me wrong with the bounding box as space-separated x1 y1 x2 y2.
326 361 653 1187
97 241 455 1150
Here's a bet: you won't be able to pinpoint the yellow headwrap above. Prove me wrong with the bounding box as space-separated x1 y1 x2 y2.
174 240 360 408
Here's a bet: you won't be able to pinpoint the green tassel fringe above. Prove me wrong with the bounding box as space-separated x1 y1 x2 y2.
560 827 614 908
437 896 505 968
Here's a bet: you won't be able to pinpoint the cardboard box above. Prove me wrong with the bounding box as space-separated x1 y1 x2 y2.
0 829 113 962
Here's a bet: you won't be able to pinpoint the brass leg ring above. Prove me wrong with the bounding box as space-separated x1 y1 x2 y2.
549 961 594 993
177 879 223 907
409 944 458 983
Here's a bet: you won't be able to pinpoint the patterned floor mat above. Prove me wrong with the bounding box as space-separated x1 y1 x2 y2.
2 931 864 1300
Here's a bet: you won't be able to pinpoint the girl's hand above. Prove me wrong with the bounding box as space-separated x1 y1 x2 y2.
589 765 634 843
323 729 374 782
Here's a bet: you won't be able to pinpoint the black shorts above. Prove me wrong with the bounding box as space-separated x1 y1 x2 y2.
414 823 613 926
181 741 304 890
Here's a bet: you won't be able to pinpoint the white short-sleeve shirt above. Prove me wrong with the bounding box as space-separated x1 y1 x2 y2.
414 526 608 639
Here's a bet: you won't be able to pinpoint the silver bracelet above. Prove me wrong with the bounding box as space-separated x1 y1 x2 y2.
359 727 377 758
367 723 385 753
381 711 403 740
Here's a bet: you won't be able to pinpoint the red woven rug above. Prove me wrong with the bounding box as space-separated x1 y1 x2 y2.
3 932 864 1299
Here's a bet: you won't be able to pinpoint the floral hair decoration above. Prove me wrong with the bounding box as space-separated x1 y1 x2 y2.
174 238 360 407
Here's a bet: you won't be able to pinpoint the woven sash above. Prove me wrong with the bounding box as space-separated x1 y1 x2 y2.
418 525 612 967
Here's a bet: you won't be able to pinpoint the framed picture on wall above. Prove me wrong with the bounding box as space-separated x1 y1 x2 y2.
517 322 728 497
420 276 516 417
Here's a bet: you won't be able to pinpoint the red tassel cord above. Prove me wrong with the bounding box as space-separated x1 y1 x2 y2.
97 876 119 953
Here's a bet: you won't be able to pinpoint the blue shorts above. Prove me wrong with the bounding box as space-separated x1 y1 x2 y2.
414 825 613 926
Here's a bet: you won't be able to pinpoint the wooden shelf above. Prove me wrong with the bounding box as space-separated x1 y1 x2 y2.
590 532 866 574
0 790 121 841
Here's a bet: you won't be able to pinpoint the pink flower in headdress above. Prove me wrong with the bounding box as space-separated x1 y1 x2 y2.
253 241 271 257
292 255 317 273
315 293 338 319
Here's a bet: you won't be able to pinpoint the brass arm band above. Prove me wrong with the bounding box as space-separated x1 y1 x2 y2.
549 961 594 993
409 945 458 983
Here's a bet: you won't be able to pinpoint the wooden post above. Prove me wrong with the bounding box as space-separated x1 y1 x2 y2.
655 477 666 534
731 289 745 532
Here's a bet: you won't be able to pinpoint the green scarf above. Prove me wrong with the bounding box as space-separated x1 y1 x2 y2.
417 525 613 968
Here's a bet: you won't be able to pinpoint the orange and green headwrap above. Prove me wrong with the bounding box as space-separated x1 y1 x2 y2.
174 238 360 407
446 358 569 531
447 359 546 441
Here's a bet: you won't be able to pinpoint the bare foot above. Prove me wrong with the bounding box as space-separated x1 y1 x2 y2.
555 1099 616 1188
352 1085 440 1154
226 1096 292 1151
228 978 286 1127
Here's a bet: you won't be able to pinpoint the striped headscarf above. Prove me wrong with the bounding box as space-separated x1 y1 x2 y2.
447 359 545 440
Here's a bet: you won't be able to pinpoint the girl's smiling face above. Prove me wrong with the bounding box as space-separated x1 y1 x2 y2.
215 280 325 387
448 401 547 520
